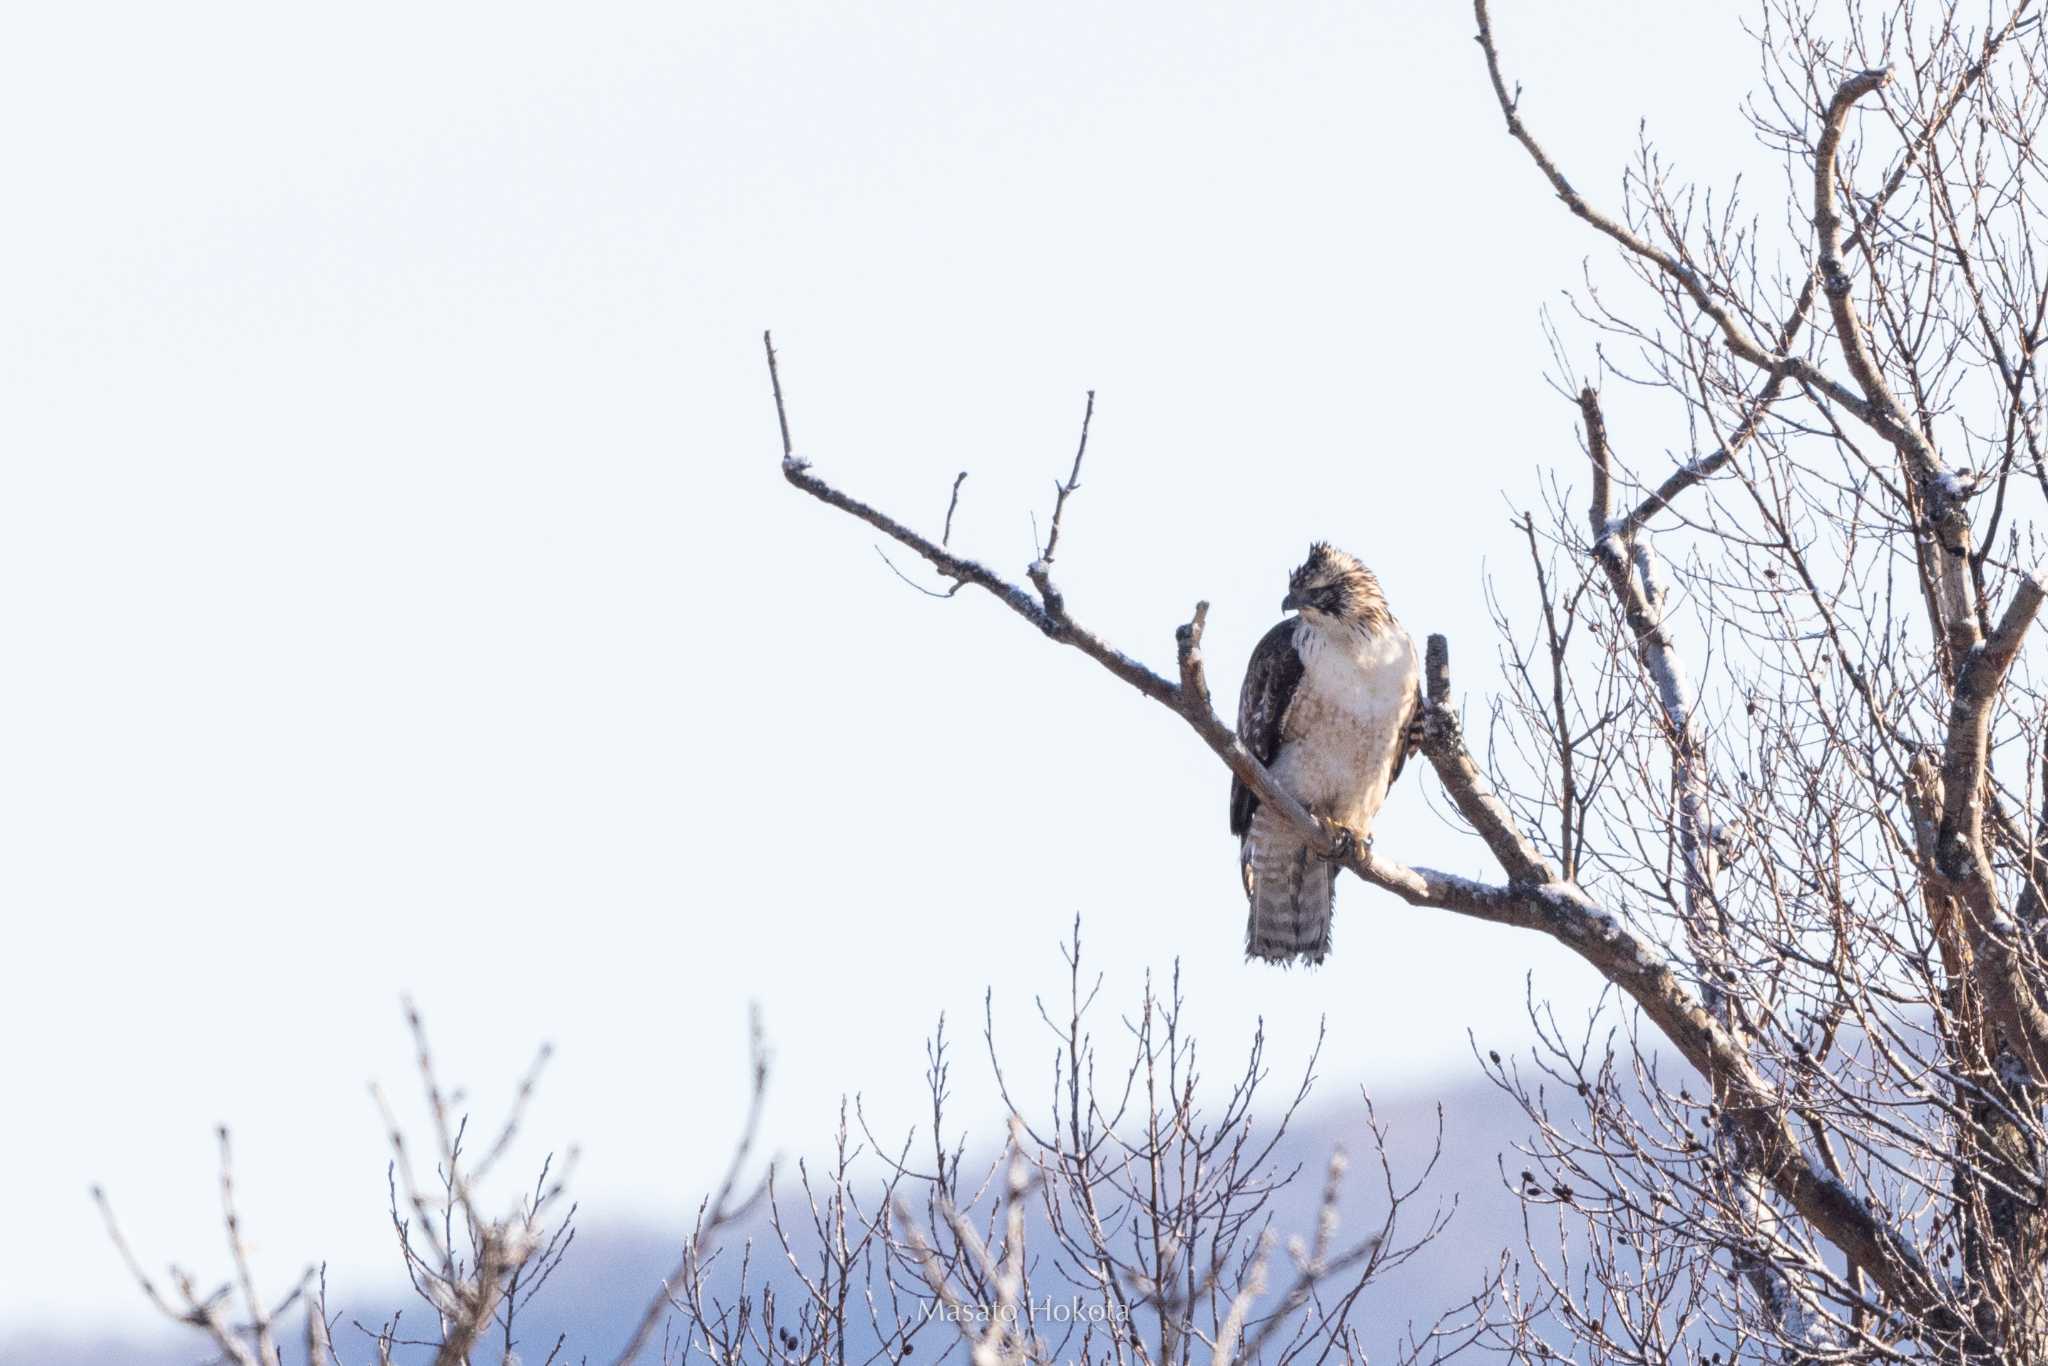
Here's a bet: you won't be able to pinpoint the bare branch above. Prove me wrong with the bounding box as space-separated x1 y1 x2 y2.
217 1127 280 1366
1422 635 1556 884
763 329 794 463
942 470 969 548
1940 574 2048 878
1474 0 1885 428
1039 390 1095 566
609 1008 773 1366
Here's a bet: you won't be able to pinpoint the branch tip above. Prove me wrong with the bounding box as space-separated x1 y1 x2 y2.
762 329 795 463
1425 634 1452 706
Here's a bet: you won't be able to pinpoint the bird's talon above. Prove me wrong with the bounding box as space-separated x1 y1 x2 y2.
1321 820 1369 862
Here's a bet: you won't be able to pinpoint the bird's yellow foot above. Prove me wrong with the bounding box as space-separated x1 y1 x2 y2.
1319 819 1371 863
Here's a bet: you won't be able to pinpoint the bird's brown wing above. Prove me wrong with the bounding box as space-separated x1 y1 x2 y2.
1387 630 1424 788
1387 691 1421 787
1230 619 1305 838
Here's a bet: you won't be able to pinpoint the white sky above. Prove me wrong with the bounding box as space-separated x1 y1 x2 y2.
2 0 1767 1337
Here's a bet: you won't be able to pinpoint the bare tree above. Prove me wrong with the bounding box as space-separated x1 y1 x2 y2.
767 0 2048 1357
103 933 1451 1366
97 999 584 1366
663 923 1466 1366
98 993 778 1366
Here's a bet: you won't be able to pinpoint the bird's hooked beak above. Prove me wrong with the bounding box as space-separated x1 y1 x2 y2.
1281 589 1304 612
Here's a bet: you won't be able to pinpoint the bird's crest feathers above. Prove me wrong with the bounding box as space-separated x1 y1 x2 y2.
1288 542 1390 632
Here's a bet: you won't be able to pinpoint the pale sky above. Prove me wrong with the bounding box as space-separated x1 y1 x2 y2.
2 0 1766 1337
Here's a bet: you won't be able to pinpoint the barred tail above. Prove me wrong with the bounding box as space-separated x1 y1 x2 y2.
1241 804 1336 965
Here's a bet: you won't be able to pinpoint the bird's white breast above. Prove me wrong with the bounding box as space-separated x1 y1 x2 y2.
1276 619 1419 827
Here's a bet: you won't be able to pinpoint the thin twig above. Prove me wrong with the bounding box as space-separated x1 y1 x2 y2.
1039 390 1095 565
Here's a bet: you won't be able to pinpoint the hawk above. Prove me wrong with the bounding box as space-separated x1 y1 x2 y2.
1230 543 1421 965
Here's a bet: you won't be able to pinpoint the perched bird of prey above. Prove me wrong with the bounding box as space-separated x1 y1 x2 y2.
1230 543 1421 965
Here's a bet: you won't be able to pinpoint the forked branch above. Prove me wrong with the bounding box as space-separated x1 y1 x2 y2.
1476 0 2009 641
1937 574 2048 1079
